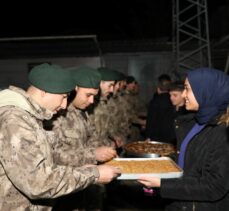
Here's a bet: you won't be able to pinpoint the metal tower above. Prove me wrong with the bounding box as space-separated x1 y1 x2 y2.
172 0 211 77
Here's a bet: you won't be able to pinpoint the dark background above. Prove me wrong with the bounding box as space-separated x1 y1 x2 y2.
0 0 228 41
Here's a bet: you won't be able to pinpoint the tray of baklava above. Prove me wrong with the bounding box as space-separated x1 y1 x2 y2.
106 157 183 180
123 141 176 157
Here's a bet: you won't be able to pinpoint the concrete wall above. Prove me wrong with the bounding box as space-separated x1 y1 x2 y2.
0 57 101 89
104 52 174 103
0 51 174 103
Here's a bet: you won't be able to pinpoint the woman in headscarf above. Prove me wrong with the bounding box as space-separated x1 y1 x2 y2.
138 68 229 211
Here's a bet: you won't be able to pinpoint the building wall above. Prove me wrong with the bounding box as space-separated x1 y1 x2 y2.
0 52 174 103
0 57 101 89
104 52 174 103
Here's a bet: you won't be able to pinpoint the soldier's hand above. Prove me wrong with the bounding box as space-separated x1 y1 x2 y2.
144 138 151 142
82 164 95 168
95 146 117 162
113 137 125 148
96 164 121 184
139 118 146 126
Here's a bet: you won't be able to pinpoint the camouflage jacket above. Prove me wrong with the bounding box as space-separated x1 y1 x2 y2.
122 90 140 123
88 96 113 147
0 86 99 211
127 91 146 117
52 104 98 167
106 94 129 141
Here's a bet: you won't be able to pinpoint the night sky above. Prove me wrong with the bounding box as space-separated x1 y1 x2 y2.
0 0 228 41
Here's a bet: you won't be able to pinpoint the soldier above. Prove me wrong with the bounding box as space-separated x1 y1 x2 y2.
106 71 129 147
108 75 146 144
124 76 146 141
0 63 121 210
88 67 122 148
51 66 118 211
52 66 117 167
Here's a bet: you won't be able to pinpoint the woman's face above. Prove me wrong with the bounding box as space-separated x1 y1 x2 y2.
182 78 199 111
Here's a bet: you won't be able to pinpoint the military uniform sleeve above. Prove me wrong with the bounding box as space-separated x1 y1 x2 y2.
52 139 97 166
88 112 113 147
52 118 97 166
0 112 99 199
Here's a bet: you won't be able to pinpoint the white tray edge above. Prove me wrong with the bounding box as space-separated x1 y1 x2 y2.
111 157 183 180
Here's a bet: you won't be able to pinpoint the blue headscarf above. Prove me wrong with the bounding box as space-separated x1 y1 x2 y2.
187 68 229 124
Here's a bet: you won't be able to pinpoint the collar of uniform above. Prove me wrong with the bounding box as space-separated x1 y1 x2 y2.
9 86 54 120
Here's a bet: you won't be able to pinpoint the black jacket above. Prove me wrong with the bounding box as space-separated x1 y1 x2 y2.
160 115 229 211
145 93 175 144
174 112 196 150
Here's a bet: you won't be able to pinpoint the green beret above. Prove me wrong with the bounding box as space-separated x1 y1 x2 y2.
117 72 126 81
70 66 101 89
97 67 121 81
126 75 136 84
28 63 75 94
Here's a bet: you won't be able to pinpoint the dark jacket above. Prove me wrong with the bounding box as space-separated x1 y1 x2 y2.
160 114 229 211
145 93 175 144
174 112 196 150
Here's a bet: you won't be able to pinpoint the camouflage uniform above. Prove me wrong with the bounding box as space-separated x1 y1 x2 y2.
126 93 144 141
0 86 99 211
106 93 130 142
52 104 106 211
118 90 146 141
52 104 98 167
122 90 140 123
88 96 113 147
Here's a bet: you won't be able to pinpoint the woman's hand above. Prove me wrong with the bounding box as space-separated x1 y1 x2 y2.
138 176 161 188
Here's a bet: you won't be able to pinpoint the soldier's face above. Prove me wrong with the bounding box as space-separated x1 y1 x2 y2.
119 80 127 90
134 83 139 94
100 81 115 97
126 82 135 91
73 87 99 109
113 81 121 96
42 92 68 113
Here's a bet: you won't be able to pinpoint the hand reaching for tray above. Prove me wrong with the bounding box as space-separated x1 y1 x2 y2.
95 146 117 162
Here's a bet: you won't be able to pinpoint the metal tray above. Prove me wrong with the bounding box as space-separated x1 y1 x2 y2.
124 151 159 158
123 141 175 158
110 157 183 180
